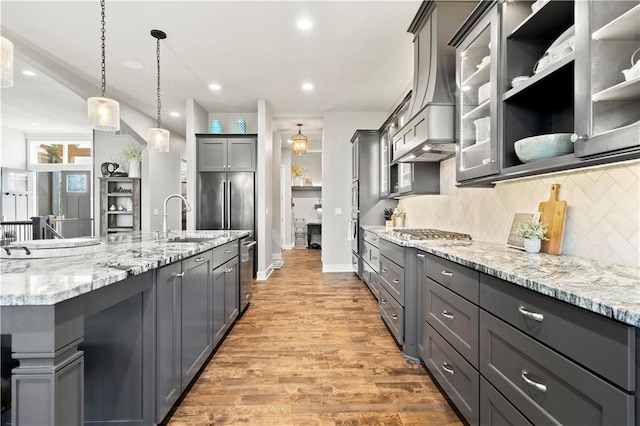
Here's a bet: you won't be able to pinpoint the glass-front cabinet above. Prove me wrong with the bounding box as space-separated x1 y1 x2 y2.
456 6 499 182
380 129 390 197
575 1 640 157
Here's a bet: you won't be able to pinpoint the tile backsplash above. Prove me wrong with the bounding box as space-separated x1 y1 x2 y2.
399 158 640 267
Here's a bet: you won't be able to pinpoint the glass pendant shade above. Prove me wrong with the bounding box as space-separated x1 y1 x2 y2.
291 124 308 155
1 36 14 88
147 128 170 152
87 96 120 131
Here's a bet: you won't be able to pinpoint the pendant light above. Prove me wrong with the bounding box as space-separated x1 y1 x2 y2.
147 29 169 152
87 0 120 131
291 123 308 155
0 36 14 88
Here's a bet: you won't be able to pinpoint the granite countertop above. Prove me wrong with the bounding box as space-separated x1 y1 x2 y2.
0 230 250 306
363 226 640 328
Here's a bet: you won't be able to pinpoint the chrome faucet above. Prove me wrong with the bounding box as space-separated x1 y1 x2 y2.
163 194 192 236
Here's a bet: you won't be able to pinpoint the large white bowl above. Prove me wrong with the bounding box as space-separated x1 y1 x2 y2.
514 133 574 163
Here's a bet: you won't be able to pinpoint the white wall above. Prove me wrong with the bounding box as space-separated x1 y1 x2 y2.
271 129 282 267
0 127 27 169
291 151 322 185
186 99 209 230
399 158 640 267
282 148 293 248
208 112 258 135
257 99 274 280
321 111 387 272
141 149 181 233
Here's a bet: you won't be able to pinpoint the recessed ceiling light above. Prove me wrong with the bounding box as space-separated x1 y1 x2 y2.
124 60 144 70
297 19 313 30
302 82 314 91
209 83 221 91
169 111 180 117
22 70 37 77
31 122 40 126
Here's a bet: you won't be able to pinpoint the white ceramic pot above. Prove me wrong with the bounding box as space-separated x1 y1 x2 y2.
395 217 404 228
524 238 541 254
129 159 140 178
385 220 393 228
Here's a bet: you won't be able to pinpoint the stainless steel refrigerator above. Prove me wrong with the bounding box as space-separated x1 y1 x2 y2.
197 172 255 233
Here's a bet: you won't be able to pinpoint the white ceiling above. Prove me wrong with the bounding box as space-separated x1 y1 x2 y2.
0 1 419 142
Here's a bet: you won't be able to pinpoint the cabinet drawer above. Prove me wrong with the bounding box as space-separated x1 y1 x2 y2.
212 240 238 267
426 278 479 367
379 285 403 345
480 377 532 426
480 310 634 426
426 254 478 303
183 250 211 271
480 273 635 391
423 324 479 425
364 242 380 273
379 239 404 267
363 230 380 247
379 255 404 304
369 271 381 301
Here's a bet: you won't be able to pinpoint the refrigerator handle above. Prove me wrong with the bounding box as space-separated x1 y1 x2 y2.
220 180 225 229
227 181 232 229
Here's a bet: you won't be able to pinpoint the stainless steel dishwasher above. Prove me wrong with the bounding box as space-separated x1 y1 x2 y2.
240 236 255 312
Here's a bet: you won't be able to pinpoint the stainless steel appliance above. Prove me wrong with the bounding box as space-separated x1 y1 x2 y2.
197 172 254 232
239 237 255 312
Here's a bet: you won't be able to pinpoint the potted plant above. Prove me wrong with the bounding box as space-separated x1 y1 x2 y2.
383 208 394 228
393 205 406 228
121 144 142 178
516 220 548 253
291 163 306 186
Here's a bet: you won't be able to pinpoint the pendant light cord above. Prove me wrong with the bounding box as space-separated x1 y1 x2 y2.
100 0 106 97
156 37 162 128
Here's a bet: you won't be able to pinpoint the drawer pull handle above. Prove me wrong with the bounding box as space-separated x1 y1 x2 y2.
392 278 399 284
441 270 453 277
382 269 388 273
194 256 205 262
441 310 454 320
172 272 184 278
381 299 386 305
225 249 232 254
372 256 378 260
391 314 398 320
521 370 547 393
441 362 454 375
416 253 425 258
518 305 544 322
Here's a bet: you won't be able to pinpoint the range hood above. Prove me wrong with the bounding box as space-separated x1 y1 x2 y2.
392 1 475 163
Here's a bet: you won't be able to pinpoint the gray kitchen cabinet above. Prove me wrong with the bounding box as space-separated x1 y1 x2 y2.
197 134 256 172
156 262 182 422
480 377 532 426
180 251 213 386
212 261 227 347
99 177 141 236
352 136 359 183
212 241 240 348
361 229 381 300
225 256 239 326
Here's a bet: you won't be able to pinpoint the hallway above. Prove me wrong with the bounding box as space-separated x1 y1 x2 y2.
167 249 463 425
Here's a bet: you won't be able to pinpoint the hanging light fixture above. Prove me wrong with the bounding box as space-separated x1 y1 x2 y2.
147 29 169 152
87 0 120 131
291 123 308 155
0 36 14 88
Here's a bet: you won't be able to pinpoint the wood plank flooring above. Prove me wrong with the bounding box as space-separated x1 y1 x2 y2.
167 249 463 425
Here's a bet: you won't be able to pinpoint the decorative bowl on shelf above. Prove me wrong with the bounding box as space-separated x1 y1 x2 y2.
514 133 574 163
622 48 640 82
511 76 529 88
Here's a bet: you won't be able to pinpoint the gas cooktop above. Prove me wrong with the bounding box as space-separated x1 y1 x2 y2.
388 228 472 241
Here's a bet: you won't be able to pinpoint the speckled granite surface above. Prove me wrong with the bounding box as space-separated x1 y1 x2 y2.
363 226 640 328
0 231 249 306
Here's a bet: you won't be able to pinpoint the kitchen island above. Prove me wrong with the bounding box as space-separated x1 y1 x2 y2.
363 225 640 425
0 230 249 425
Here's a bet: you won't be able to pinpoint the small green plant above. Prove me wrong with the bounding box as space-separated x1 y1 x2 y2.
393 205 406 218
120 144 142 162
516 220 549 240
383 208 394 220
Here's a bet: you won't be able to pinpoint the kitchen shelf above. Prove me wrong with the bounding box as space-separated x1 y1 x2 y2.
462 61 490 87
462 100 490 120
592 4 640 40
592 77 640 102
107 211 133 215
107 192 133 197
508 0 574 40
292 185 322 192
504 53 575 101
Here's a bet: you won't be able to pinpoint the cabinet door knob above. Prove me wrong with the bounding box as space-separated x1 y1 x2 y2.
194 257 205 262
518 305 544 322
381 299 386 305
172 272 184 278
441 270 453 277
382 269 388 273
225 249 232 254
521 370 547 392
392 278 399 284
441 362 455 375
416 253 425 258
441 310 454 320
571 134 588 143
391 314 398 320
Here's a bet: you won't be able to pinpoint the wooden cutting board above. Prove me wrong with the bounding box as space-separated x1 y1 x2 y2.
538 184 567 255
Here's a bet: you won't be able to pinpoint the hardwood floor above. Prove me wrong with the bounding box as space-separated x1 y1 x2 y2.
167 249 463 425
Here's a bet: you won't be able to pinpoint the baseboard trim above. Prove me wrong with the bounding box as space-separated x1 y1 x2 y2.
322 264 355 273
282 244 294 250
256 265 274 281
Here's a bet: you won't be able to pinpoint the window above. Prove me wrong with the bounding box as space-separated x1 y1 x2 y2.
30 141 92 165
